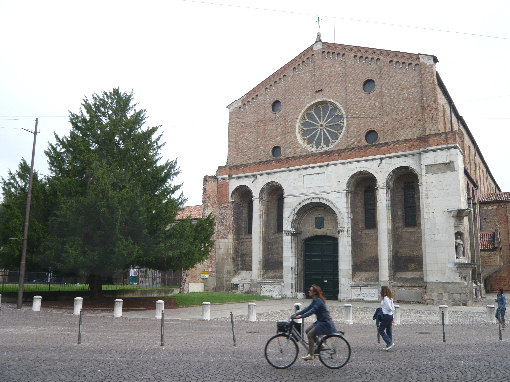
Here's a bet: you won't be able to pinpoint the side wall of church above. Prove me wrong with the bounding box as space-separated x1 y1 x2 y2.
480 201 510 291
202 175 234 291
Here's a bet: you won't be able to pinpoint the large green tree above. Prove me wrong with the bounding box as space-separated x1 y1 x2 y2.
44 88 214 296
0 159 51 271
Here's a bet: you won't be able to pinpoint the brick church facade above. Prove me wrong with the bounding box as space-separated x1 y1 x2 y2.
187 36 507 304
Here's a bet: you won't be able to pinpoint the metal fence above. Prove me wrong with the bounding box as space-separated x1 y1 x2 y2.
0 269 181 293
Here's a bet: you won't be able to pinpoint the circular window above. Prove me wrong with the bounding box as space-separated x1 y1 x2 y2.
271 146 281 157
272 100 282 113
296 100 345 152
363 79 375 93
365 130 378 144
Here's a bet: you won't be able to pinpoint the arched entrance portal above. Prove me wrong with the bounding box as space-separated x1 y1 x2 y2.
304 235 339 300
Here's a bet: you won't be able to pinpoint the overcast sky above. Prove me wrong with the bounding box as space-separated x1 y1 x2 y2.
1 0 509 206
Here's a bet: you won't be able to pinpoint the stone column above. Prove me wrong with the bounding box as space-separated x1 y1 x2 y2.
439 305 449 325
32 296 42 311
113 299 123 318
486 305 497 323
73 297 83 315
338 190 352 300
248 303 256 322
394 305 401 324
251 197 262 285
155 300 164 319
343 304 353 325
202 301 211 320
377 186 390 283
282 222 295 298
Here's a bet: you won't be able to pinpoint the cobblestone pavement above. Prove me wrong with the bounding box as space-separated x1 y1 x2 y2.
1 299 509 381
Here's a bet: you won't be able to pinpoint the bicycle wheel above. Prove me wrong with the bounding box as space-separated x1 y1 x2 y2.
318 334 351 369
264 333 299 369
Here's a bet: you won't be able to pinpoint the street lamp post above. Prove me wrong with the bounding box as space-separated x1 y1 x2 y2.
16 118 38 309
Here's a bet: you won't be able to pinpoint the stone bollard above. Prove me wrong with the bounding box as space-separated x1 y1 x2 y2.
155 300 164 319
0 293 2 310
486 305 497 323
439 305 449 325
74 297 83 315
394 305 401 325
202 302 211 321
248 302 256 322
114 299 123 318
32 296 42 311
343 304 353 325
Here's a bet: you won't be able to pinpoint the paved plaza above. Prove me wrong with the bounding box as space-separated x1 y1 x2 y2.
1 298 509 381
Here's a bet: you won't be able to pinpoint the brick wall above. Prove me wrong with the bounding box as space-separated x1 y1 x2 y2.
260 183 284 279
227 43 436 167
391 171 423 281
350 175 379 282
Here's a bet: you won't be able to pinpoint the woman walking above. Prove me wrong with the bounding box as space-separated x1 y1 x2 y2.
292 284 336 361
496 288 506 329
379 286 395 351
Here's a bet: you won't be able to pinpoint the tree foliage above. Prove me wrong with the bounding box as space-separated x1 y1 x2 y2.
0 159 51 270
0 88 216 296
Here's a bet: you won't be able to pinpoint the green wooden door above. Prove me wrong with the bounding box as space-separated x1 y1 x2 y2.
304 235 339 300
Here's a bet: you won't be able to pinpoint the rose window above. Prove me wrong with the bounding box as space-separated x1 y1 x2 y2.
297 100 345 152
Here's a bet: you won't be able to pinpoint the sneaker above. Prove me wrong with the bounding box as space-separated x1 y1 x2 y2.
301 354 315 361
384 343 395 351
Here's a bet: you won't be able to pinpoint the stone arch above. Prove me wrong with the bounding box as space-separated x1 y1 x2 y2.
387 166 423 282
290 196 343 230
347 171 379 282
290 198 340 297
259 182 285 279
231 185 253 273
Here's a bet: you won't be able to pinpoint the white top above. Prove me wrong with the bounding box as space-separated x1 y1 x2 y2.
381 296 395 315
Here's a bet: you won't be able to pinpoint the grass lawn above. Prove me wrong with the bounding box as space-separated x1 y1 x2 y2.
172 292 272 306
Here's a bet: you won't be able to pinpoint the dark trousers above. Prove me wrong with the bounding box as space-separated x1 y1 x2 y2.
378 314 393 346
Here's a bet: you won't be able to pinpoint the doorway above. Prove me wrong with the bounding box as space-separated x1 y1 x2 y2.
304 235 339 299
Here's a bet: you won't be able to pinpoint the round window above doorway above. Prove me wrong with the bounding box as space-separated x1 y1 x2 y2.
296 99 346 152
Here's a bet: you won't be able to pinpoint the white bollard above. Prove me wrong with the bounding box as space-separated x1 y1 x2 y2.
486 305 497 323
343 304 353 324
114 299 123 318
32 296 42 311
394 305 401 325
155 300 164 319
248 302 257 322
74 297 83 315
439 305 449 325
202 302 211 320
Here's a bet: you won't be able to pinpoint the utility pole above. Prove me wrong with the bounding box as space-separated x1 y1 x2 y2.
17 118 38 309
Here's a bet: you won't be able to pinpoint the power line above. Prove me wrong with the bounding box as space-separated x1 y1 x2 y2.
0 115 67 118
178 0 508 41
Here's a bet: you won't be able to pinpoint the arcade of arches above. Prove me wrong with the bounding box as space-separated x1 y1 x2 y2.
230 167 423 299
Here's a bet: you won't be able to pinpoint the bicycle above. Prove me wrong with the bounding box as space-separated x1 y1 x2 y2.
264 317 351 369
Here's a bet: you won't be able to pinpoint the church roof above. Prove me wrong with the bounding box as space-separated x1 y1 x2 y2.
478 192 510 203
176 205 203 220
479 232 495 250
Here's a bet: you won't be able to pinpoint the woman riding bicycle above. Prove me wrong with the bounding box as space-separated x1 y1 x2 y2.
292 284 337 361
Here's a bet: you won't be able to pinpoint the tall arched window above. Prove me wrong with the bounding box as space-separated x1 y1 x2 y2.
277 195 284 233
364 186 376 229
404 182 417 227
247 199 253 234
